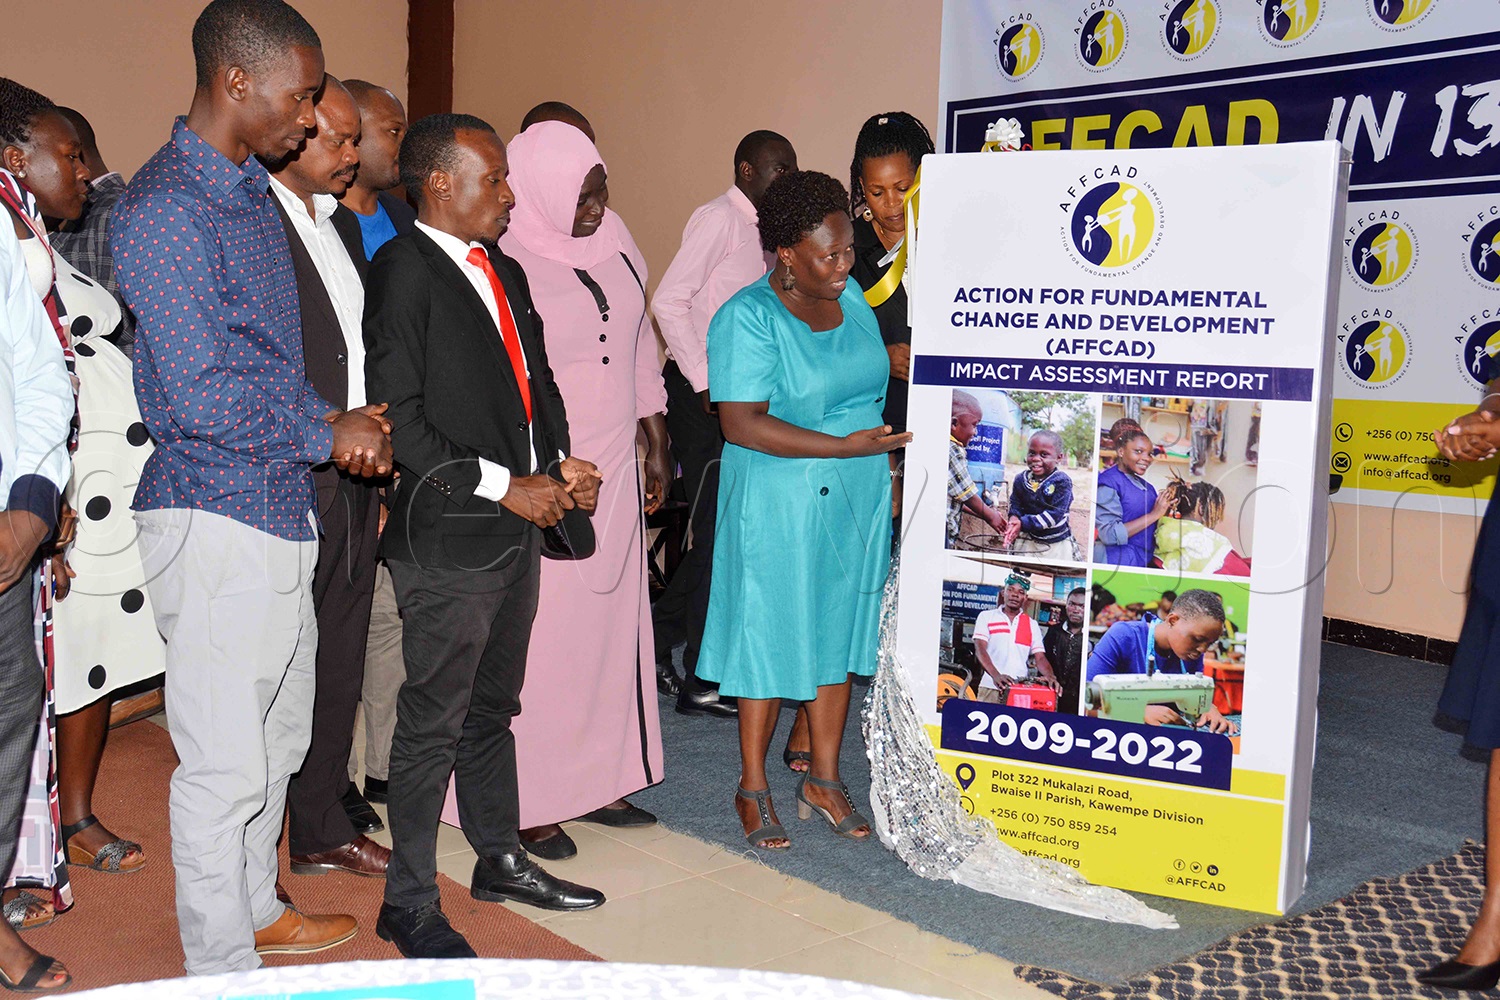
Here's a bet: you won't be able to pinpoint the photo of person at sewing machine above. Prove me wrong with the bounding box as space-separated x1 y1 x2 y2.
1094 396 1257 575
948 388 1094 563
1085 588 1240 735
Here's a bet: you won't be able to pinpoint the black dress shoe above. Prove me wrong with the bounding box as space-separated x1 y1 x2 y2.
471 851 605 911
340 781 383 835
676 685 737 718
1417 956 1500 991
576 802 657 828
522 828 577 861
375 900 476 959
363 776 388 805
656 657 682 698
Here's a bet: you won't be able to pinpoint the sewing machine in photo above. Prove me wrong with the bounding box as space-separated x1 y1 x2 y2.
1086 673 1215 726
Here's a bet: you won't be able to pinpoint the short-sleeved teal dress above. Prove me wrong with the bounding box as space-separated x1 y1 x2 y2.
697 276 893 702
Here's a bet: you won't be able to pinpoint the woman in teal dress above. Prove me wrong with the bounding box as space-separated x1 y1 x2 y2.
698 171 911 850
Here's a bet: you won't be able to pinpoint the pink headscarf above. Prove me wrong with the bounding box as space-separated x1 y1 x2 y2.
502 120 630 270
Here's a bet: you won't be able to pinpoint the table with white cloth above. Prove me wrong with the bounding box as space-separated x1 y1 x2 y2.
72 959 944 999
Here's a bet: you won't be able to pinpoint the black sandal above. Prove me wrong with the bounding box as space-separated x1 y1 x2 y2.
0 954 69 993
781 742 812 774
61 815 145 874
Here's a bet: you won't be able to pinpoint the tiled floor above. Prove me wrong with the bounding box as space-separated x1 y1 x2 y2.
151 713 1052 999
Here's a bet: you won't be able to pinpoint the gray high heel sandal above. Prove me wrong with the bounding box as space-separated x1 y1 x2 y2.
735 786 790 849
796 775 872 840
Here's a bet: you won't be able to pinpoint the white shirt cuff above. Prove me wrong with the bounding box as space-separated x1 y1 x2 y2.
475 458 511 501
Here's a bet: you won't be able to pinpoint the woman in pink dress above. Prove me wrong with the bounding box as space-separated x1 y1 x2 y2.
499 121 669 859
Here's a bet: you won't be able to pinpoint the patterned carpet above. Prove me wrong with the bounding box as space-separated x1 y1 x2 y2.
1017 842 1485 998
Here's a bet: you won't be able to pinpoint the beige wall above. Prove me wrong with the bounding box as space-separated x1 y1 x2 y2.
453 0 942 291
0 0 408 179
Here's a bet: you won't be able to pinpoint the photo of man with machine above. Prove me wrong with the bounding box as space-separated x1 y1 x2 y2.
937 560 1087 715
1085 586 1242 736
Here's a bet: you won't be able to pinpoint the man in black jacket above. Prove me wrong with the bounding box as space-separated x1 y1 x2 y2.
365 113 605 960
267 75 391 881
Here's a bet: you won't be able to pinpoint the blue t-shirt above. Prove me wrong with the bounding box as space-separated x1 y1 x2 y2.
1086 619 1204 681
354 201 399 260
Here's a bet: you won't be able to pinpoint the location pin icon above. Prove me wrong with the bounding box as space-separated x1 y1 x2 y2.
956 763 976 791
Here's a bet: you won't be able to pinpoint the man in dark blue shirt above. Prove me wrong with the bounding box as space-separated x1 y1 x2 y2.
112 0 391 976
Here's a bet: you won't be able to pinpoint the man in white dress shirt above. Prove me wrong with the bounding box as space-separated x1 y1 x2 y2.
267 76 391 882
650 130 796 715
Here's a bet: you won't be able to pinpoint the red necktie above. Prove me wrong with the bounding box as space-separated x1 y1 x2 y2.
466 247 532 421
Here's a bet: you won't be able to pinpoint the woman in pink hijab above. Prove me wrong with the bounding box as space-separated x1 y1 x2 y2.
494 121 669 859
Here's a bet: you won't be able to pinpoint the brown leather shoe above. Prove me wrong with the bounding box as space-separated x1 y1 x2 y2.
253 907 357 955
290 834 390 877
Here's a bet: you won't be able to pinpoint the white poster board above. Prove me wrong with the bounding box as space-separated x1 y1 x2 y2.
898 141 1345 913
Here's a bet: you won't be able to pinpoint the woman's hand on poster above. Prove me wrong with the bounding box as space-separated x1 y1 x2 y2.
842 425 913 457
1434 409 1500 462
643 447 673 515
887 343 912 382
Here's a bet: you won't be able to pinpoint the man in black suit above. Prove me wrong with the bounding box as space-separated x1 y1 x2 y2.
266 76 391 880
365 113 606 959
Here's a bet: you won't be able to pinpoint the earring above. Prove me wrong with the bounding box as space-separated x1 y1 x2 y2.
14 171 24 179
779 268 796 291
862 207 874 222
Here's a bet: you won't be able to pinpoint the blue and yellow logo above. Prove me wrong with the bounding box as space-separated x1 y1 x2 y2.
1371 0 1436 28
1078 10 1127 69
1349 222 1416 289
1469 218 1500 286
1262 0 1320 43
996 22 1044 80
1461 321 1500 385
1343 319 1408 386
1165 0 1217 57
1069 182 1157 270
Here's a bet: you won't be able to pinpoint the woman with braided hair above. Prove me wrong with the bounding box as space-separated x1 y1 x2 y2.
1153 474 1249 576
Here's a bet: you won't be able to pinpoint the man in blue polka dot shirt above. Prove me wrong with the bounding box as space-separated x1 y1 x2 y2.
111 0 393 976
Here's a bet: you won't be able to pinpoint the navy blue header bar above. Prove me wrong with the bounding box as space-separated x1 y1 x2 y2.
912 355 1313 401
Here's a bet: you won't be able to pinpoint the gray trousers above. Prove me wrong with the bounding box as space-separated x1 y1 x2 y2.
349 560 403 785
0 578 43 887
136 509 319 975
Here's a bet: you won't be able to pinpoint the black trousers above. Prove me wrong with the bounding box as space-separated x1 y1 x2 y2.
651 361 723 685
383 533 540 908
287 474 379 854
0 578 42 883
